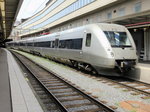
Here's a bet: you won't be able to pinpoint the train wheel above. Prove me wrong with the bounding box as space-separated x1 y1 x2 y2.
74 62 78 68
91 67 98 75
70 60 78 68
77 63 82 70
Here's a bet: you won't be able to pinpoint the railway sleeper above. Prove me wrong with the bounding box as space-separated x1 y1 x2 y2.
59 97 85 102
64 102 94 108
47 86 68 90
45 83 64 87
55 93 78 97
51 89 73 94
75 108 103 112
42 81 61 84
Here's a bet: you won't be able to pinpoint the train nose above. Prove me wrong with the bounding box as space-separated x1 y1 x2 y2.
115 60 136 73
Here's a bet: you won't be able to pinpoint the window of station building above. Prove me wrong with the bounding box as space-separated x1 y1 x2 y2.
29 0 96 31
86 33 91 47
21 0 65 28
118 7 125 16
107 12 112 19
134 2 141 13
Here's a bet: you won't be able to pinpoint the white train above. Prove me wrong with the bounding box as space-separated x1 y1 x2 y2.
7 23 137 76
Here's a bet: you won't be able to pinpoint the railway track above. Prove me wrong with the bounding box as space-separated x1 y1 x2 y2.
102 77 150 98
87 75 150 99
54 56 150 98
12 51 115 112
15 57 64 112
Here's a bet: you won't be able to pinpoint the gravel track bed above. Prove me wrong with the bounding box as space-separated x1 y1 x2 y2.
135 86 147 88
13 50 150 112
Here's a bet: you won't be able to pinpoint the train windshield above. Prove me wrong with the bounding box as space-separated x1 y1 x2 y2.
104 31 131 47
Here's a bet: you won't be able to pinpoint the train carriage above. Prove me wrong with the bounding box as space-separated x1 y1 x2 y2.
7 23 137 76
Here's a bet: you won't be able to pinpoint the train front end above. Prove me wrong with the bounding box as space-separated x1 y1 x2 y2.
101 24 137 74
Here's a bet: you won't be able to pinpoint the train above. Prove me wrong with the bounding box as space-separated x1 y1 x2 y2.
6 23 138 76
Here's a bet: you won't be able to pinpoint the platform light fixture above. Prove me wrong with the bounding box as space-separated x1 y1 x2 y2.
143 27 147 31
133 29 137 32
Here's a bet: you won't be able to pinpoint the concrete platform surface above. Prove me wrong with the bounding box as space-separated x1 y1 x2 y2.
0 48 12 112
127 63 150 84
0 48 44 112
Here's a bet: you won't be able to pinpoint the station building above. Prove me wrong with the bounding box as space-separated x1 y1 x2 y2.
13 0 150 61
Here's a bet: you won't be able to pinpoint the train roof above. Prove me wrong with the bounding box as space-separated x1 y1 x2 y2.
9 23 126 43
97 23 126 31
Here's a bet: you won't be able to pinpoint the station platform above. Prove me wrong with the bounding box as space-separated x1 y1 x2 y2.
126 63 150 84
0 48 43 112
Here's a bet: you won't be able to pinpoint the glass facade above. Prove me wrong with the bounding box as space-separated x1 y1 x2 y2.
31 0 95 29
107 12 112 19
21 0 65 28
21 0 96 34
118 7 125 16
134 2 141 13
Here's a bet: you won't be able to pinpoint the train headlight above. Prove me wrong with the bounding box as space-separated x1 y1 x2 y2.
110 52 114 57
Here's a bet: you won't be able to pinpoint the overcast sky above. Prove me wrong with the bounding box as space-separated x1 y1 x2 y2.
17 0 49 21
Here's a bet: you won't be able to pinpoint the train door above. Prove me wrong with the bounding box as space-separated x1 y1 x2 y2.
54 38 59 57
55 38 59 48
83 32 92 61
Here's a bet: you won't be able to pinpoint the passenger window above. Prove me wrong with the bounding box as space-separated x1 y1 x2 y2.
86 33 91 47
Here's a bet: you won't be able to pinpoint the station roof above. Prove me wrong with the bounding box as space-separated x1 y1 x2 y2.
0 0 23 42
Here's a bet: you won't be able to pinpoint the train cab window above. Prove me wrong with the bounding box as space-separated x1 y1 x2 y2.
104 31 131 47
86 33 91 47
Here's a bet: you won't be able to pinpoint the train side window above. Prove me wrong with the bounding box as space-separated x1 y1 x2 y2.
72 38 82 49
66 39 72 49
59 40 66 48
86 33 91 47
